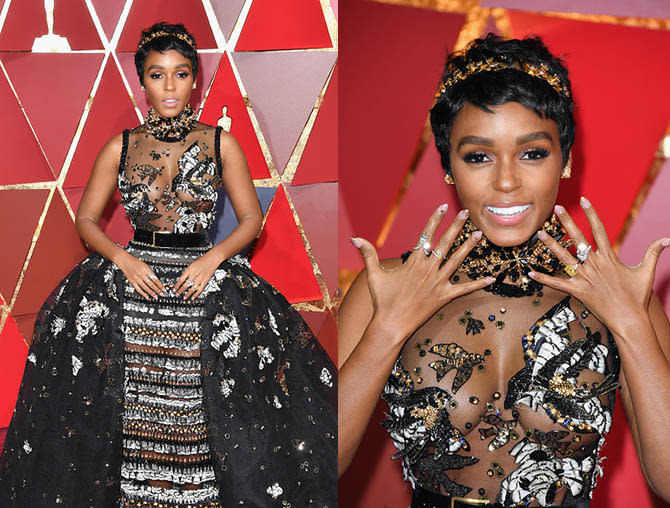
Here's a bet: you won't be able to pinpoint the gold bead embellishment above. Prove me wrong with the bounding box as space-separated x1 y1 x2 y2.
139 31 195 50
438 57 570 98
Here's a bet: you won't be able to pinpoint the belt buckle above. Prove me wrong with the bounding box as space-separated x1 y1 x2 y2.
450 497 489 508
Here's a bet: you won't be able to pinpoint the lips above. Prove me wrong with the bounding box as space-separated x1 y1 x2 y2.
484 203 532 226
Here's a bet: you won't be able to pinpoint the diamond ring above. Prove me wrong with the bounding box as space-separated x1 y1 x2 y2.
576 242 591 263
564 263 578 278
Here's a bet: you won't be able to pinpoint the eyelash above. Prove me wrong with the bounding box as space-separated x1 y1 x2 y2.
149 71 191 80
462 147 550 164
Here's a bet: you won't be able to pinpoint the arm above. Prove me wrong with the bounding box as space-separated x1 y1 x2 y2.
615 293 670 500
338 206 493 476
528 199 670 500
174 130 262 300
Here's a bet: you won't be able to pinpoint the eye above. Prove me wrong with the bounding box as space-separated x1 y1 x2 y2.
149 72 163 80
520 147 550 160
177 71 190 79
463 151 490 164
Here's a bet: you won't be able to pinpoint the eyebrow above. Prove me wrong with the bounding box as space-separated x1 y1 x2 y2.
456 131 552 150
147 63 191 71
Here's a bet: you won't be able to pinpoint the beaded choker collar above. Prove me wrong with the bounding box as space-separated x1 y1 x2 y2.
449 214 571 298
144 105 196 142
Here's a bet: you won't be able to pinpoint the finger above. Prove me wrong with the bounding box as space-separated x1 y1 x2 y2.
640 237 670 273
144 274 164 295
528 270 576 295
448 276 496 299
537 230 578 267
132 281 153 300
351 237 382 277
433 209 470 256
553 204 587 247
442 230 482 273
579 197 611 253
411 203 449 255
174 272 189 295
140 279 160 300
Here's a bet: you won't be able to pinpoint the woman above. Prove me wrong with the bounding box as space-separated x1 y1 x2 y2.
0 22 336 508
339 34 670 507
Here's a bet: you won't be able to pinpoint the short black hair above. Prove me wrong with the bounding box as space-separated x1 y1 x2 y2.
135 22 198 86
430 33 574 175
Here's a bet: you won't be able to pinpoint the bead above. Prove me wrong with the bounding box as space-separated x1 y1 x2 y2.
488 314 495 321
492 392 501 400
469 396 479 405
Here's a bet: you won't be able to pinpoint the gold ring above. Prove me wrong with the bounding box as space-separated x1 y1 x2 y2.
563 263 578 277
432 249 445 260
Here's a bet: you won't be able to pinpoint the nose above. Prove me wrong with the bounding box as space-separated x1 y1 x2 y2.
164 76 175 91
492 156 522 193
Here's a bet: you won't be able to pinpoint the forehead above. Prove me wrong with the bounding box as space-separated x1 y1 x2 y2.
450 101 559 142
143 49 192 70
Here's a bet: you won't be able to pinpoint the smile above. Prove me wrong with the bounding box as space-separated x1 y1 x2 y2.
486 204 531 217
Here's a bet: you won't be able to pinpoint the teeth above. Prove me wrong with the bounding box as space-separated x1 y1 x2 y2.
487 204 530 216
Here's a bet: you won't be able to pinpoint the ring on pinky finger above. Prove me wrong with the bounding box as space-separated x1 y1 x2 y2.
563 263 579 278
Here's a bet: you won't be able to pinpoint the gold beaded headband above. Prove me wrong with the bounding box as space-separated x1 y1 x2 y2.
139 31 195 50
437 57 570 98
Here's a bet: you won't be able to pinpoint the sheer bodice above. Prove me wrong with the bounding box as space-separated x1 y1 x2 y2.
118 122 222 233
383 254 620 506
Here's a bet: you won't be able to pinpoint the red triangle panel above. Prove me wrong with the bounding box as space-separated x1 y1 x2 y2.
236 0 331 51
249 186 321 303
0 67 54 185
292 64 337 185
0 311 27 427
13 313 37 348
0 189 50 304
117 0 217 51
12 193 88 316
0 0 102 50
64 187 133 246
200 53 271 179
1 53 103 175
65 59 138 188
90 0 124 41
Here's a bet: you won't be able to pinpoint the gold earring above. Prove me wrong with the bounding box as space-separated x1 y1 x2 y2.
192 83 196 90
444 174 454 184
141 85 145 91
561 151 572 179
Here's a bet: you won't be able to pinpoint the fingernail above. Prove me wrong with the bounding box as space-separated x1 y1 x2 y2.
472 231 482 240
458 209 469 220
663 238 670 248
537 230 548 240
554 205 564 215
350 237 362 248
580 196 591 208
528 271 536 277
437 204 448 214
485 277 495 284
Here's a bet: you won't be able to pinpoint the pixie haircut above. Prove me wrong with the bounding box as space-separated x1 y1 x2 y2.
135 22 198 86
430 34 575 176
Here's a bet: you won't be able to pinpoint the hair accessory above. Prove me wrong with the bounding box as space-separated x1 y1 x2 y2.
437 57 570 98
576 242 591 263
564 263 578 277
139 31 195 50
561 151 572 179
444 174 455 185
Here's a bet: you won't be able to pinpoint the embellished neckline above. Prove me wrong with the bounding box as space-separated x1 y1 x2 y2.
449 214 571 298
144 104 197 142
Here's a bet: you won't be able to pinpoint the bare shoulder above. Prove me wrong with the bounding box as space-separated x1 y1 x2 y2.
338 257 403 367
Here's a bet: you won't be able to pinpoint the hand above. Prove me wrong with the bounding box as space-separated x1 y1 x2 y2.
173 252 221 301
528 197 669 338
116 251 165 300
351 204 494 343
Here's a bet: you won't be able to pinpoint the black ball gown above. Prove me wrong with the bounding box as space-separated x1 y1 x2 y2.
0 106 337 508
